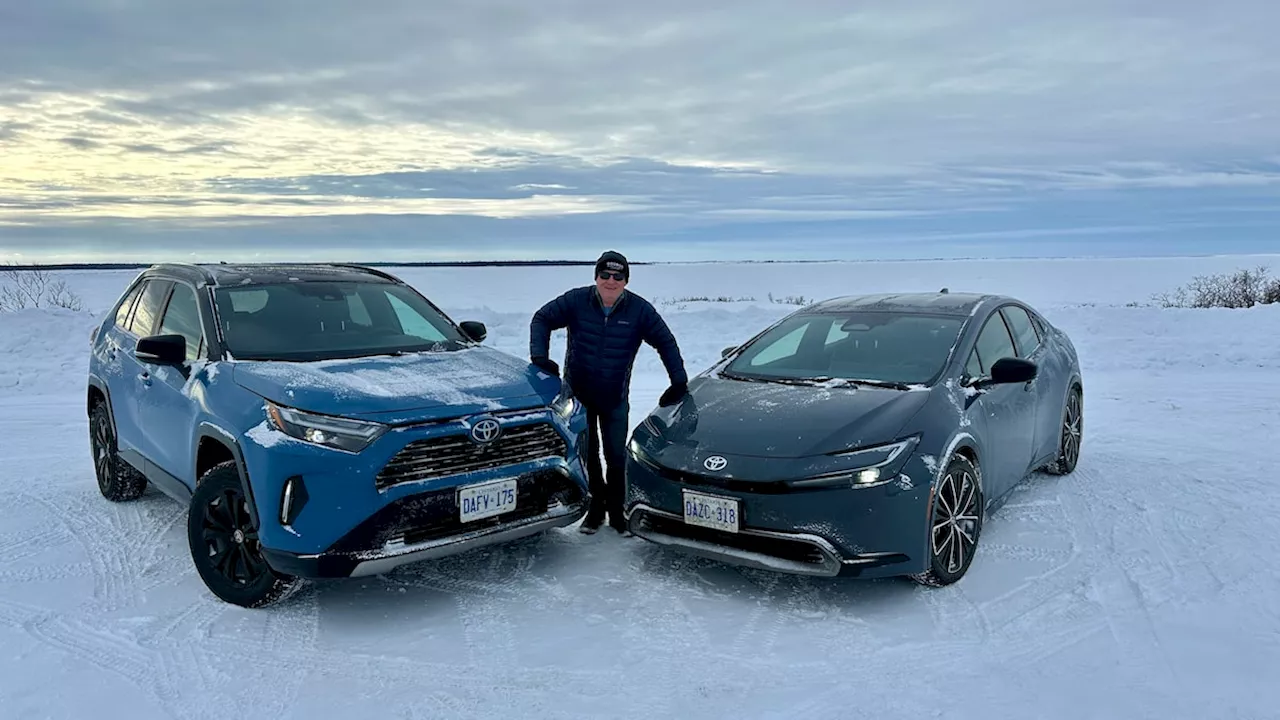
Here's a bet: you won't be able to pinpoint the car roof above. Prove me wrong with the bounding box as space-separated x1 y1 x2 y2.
808 291 997 316
143 262 400 287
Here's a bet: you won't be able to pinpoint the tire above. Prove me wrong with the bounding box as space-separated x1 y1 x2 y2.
187 460 302 608
912 454 984 588
1043 385 1082 476
89 400 147 502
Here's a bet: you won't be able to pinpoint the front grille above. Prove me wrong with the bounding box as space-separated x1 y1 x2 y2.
376 422 568 490
638 512 830 566
328 469 584 555
650 464 792 495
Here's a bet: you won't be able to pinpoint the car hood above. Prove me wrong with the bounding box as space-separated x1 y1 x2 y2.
231 345 558 422
644 375 930 459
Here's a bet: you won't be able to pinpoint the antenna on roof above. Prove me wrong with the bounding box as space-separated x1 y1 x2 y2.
939 287 949 294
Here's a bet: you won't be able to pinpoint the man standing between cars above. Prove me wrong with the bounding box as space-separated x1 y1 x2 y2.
529 250 689 534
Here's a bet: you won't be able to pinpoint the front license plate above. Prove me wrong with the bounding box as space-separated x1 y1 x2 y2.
682 489 741 533
458 479 518 523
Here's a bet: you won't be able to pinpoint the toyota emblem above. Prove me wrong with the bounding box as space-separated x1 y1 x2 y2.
470 418 501 444
703 455 727 471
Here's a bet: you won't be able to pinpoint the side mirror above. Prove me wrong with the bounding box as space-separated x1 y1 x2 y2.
721 345 737 358
136 334 187 365
459 321 487 343
987 357 1037 385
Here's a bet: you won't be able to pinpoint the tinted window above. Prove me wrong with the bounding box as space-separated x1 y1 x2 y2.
114 283 144 328
1002 306 1040 357
973 314 1017 374
213 281 466 361
965 349 983 378
157 283 204 362
128 280 173 336
725 311 966 385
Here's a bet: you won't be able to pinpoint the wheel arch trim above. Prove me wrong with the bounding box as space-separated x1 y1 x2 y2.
195 422 260 527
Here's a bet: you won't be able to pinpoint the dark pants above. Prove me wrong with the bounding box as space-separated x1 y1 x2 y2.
582 400 629 529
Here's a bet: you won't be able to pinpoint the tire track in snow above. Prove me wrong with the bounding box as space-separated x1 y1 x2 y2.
1057 464 1182 693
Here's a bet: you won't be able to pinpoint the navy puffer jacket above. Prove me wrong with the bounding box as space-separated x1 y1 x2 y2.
530 287 687 409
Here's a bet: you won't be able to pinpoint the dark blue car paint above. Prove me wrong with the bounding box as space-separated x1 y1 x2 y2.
623 292 1083 582
87 263 591 590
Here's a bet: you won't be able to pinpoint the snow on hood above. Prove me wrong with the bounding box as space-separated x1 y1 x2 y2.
230 345 555 420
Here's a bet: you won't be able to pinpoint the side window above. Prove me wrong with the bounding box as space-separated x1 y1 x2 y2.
348 292 373 327
157 283 204 362
387 294 445 342
1001 306 1040 357
748 324 808 366
973 314 1017 375
965 349 983 378
127 280 173 337
114 282 144 328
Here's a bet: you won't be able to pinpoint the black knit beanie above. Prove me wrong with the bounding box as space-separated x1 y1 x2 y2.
595 250 629 280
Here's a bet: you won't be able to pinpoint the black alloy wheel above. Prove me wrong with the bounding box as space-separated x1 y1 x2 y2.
187 461 301 608
89 401 147 502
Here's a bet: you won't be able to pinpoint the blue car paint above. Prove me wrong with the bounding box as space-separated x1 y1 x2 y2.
87 263 590 588
623 292 1083 584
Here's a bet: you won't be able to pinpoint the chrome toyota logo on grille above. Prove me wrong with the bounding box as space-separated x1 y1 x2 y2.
703 455 727 471
470 418 501 444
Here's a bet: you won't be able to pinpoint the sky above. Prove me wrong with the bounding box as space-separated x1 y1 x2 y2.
2 0 1280 264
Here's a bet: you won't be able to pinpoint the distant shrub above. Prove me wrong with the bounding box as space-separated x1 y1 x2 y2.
660 294 756 306
767 292 809 305
671 295 755 303
1152 266 1277 309
1263 277 1280 305
0 265 85 312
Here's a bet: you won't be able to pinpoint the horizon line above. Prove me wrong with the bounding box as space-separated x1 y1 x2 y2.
4 250 1280 271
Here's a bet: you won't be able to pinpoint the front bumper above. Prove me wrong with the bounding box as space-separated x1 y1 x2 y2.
238 406 591 577
623 453 933 579
262 467 587 578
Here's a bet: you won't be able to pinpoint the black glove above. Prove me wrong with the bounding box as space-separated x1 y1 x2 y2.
531 356 560 377
658 382 688 407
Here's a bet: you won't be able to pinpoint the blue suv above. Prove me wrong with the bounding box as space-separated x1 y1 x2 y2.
87 263 590 607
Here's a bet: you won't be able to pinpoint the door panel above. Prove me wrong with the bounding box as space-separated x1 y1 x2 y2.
969 310 1037 498
134 281 204 488
1002 305 1060 466
106 279 172 457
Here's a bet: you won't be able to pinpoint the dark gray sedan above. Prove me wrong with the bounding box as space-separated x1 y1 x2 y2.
623 291 1084 586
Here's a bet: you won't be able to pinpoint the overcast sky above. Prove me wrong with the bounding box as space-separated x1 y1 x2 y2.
2 0 1279 263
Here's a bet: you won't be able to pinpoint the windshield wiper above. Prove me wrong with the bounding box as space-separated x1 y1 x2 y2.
724 372 913 390
841 378 914 390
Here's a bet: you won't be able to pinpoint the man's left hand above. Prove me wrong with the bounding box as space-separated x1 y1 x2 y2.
658 382 688 407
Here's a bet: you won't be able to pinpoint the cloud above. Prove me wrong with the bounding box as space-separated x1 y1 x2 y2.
1 0 1279 260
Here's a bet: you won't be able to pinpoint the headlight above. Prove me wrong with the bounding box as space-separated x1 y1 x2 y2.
627 437 659 467
791 436 919 488
551 388 578 420
265 401 387 453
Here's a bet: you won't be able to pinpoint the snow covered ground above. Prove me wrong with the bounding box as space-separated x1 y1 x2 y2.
2 254 1279 719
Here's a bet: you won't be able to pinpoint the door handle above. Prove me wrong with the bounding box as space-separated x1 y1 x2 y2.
138 371 151 387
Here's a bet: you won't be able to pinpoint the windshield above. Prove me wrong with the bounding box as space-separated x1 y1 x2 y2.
213 281 468 361
724 311 966 387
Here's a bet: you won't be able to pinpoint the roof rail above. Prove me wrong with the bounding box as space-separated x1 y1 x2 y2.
151 262 217 284
327 263 402 283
